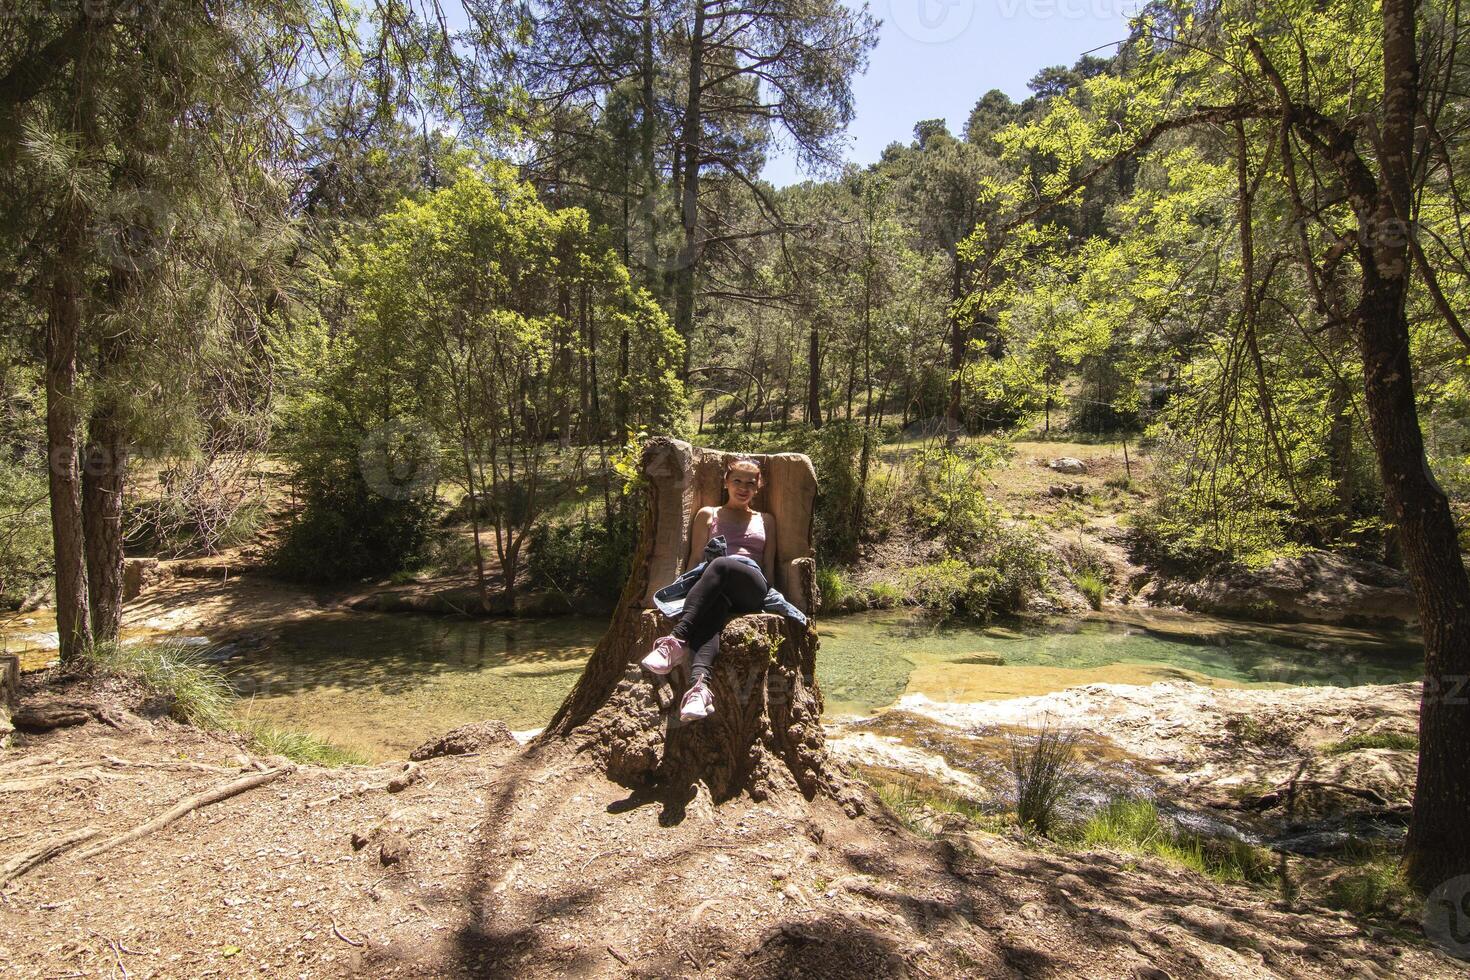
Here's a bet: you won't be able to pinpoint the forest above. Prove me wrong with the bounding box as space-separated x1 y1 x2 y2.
2 0 1470 974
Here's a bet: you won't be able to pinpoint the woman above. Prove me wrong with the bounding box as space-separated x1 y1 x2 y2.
640 456 781 722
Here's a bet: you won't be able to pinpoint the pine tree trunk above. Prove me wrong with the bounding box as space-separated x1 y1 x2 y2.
806 322 822 428
82 397 126 644
673 0 706 377
46 201 92 662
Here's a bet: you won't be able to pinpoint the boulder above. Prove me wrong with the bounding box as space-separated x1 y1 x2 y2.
1150 551 1417 626
1048 457 1088 475
410 720 517 760
122 558 169 601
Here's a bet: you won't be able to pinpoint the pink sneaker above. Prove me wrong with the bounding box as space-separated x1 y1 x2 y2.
641 634 689 675
678 680 715 722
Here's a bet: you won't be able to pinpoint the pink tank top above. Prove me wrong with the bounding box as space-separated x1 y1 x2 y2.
709 508 766 563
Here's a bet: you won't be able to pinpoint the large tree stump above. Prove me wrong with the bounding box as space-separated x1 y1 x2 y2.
540 438 863 815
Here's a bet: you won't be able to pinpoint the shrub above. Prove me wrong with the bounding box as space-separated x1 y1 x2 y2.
272 474 437 584
902 536 1049 623
907 445 1009 554
526 512 638 603
1072 570 1106 610
815 566 849 612
866 580 905 609
1008 720 1083 835
782 421 866 564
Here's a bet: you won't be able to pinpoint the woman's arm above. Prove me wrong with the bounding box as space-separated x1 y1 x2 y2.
686 506 714 569
760 512 777 588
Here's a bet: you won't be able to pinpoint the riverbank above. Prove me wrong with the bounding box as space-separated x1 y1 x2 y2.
2 666 1464 978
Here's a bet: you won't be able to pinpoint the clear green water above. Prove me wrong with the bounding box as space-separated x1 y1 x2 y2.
814 610 1424 715
223 609 1422 760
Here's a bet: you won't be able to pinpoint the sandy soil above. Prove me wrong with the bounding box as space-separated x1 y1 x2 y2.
2 672 1465 979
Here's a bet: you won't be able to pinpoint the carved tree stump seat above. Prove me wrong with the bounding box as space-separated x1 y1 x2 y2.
541 437 862 814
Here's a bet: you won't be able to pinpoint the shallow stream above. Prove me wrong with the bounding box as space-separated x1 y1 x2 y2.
205 607 1420 760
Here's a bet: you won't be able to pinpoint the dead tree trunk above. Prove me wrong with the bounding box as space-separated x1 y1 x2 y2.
540 437 863 815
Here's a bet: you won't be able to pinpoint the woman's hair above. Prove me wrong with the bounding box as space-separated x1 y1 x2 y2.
723 455 763 484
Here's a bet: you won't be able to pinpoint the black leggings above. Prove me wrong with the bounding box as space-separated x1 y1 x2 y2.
670 556 767 684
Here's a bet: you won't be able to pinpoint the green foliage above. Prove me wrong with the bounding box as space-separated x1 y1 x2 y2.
866 581 905 609
901 539 1049 622
84 642 363 766
1008 721 1083 835
0 458 50 608
815 566 849 612
270 408 439 584
1324 732 1419 754
526 513 638 603
869 773 997 838
908 445 1009 553
1070 798 1275 884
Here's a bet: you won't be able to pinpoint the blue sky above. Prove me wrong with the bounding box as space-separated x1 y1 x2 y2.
760 0 1138 187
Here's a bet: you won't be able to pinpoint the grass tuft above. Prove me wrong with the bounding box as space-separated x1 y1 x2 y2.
867 773 1005 837
239 720 371 766
86 641 235 730
815 566 849 611
1323 731 1418 754
82 641 364 767
1069 798 1275 884
1071 570 1106 610
1324 855 1413 918
1009 720 1083 835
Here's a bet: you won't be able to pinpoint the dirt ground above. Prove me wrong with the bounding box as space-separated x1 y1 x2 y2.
3 672 1466 979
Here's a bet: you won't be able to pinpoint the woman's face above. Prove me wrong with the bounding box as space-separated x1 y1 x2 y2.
725 463 761 507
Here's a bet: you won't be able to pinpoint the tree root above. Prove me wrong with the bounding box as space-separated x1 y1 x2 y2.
72 767 292 861
100 754 238 775
0 753 67 774
306 762 420 809
0 826 101 887
0 768 137 794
